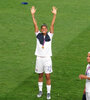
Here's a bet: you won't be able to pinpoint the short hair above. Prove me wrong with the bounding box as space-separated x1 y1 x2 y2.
41 23 48 29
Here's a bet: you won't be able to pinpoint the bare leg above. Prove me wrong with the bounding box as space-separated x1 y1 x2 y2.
45 74 51 85
38 73 43 82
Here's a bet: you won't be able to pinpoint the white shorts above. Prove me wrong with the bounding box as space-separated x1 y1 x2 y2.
86 92 90 100
35 56 53 74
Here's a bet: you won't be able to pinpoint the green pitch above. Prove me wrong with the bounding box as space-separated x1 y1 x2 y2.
0 0 90 99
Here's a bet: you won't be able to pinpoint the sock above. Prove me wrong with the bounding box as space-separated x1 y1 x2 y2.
47 85 51 94
38 82 43 92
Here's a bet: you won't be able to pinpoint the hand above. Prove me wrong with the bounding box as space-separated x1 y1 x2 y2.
51 6 57 15
31 6 36 15
79 74 87 79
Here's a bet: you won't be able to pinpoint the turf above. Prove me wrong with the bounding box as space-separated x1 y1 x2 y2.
0 0 90 99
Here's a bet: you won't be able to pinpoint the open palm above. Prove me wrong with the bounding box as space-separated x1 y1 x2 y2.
52 6 57 15
31 6 36 15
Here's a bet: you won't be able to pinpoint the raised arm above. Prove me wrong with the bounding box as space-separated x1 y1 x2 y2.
31 6 39 32
50 6 57 33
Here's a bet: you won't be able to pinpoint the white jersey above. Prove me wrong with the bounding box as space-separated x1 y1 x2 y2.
86 64 90 92
35 31 53 57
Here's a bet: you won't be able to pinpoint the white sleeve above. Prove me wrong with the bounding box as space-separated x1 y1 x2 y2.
87 70 90 77
86 65 90 77
35 31 40 36
48 32 53 39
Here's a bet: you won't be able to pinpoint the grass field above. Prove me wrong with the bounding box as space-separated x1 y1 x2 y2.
0 0 90 100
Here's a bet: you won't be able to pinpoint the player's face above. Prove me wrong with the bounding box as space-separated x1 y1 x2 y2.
41 26 48 35
87 53 90 63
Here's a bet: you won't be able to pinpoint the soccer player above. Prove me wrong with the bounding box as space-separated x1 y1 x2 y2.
30 6 57 99
79 52 90 100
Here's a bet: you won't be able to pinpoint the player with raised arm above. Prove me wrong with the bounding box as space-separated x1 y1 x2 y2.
31 6 57 99
79 52 90 100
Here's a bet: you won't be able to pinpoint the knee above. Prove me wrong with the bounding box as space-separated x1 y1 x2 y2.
45 74 50 80
39 73 43 78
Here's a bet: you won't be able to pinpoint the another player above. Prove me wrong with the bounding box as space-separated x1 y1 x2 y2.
79 52 90 100
30 6 57 99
